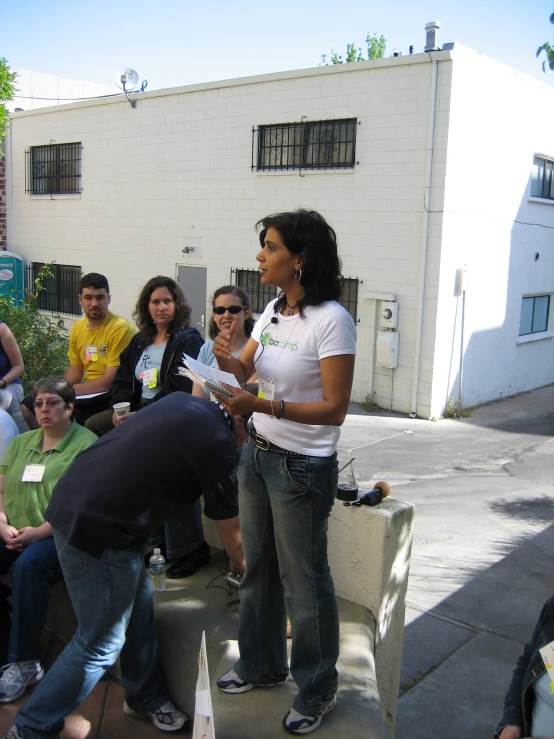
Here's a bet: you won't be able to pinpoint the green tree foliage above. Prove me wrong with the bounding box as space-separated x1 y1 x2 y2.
0 58 17 156
0 265 69 392
321 32 386 65
537 11 554 72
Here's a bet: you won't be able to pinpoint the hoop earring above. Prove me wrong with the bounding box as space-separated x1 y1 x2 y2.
295 268 303 283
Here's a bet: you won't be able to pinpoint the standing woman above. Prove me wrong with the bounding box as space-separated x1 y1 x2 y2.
192 285 254 400
0 323 29 434
212 209 356 735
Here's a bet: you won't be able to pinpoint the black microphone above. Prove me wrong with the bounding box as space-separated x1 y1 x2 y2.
271 317 278 324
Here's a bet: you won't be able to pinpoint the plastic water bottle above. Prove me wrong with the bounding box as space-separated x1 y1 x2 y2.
149 548 166 592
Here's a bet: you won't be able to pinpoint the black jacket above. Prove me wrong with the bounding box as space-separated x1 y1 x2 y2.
109 327 204 410
494 595 554 738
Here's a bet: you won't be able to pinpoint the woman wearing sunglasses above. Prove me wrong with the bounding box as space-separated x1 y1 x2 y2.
192 286 254 400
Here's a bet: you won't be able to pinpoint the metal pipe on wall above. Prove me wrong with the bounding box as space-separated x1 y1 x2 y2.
410 53 439 417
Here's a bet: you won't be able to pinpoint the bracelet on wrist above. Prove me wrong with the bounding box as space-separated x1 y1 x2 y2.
269 400 276 419
277 399 286 420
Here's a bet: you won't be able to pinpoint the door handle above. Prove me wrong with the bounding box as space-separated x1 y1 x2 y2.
197 314 205 328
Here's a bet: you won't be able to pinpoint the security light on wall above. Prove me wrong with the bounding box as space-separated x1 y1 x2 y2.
115 68 148 109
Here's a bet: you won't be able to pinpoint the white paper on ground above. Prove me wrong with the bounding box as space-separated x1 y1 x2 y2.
192 631 215 739
182 354 241 388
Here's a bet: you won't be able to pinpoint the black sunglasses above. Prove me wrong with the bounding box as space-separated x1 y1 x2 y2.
213 305 247 315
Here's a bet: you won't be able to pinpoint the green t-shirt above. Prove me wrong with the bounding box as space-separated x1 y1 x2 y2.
0 422 97 530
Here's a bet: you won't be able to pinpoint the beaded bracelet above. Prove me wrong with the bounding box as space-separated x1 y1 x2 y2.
277 399 286 420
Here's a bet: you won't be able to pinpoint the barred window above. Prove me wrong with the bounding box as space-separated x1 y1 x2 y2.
27 263 82 316
233 268 276 314
256 119 357 172
233 268 359 322
26 143 82 195
339 278 360 322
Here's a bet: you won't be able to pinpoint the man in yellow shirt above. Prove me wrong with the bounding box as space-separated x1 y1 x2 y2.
21 274 135 427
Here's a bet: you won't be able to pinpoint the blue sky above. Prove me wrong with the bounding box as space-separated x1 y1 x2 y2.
2 0 553 91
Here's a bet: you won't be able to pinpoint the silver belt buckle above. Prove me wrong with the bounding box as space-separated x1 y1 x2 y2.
253 433 271 451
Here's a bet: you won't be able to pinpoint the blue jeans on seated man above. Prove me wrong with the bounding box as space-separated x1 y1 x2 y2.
0 537 62 663
15 529 168 739
147 498 204 559
234 440 339 715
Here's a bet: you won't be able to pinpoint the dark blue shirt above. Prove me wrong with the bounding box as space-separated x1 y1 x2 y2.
46 393 238 557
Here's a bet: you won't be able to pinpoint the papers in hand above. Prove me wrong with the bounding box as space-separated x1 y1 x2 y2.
179 354 241 393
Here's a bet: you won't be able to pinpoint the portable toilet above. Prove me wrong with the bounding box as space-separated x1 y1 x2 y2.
0 252 25 307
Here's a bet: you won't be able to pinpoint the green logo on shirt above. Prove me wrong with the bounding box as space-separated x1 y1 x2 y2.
260 331 298 351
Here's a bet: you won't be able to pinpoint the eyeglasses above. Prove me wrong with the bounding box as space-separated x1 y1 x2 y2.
34 399 64 409
213 306 247 315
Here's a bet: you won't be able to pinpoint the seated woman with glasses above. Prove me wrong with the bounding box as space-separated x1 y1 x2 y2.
0 377 97 704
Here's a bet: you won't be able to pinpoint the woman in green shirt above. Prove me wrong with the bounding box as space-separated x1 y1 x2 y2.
0 377 96 704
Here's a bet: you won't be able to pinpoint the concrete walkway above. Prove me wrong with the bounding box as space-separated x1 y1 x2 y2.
339 384 554 738
3 385 552 738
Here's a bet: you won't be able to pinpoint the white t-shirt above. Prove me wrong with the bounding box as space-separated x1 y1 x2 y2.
251 299 356 457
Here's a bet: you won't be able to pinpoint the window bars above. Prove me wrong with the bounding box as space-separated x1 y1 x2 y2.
232 268 360 322
253 118 357 172
25 143 82 195
232 268 277 314
27 263 82 316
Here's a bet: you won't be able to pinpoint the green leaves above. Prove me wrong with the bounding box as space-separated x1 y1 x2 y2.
537 11 554 73
320 32 386 65
537 42 554 72
0 58 17 156
0 265 69 393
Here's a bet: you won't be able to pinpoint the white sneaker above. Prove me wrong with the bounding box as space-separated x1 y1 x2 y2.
123 699 189 732
0 661 44 703
282 694 337 734
4 726 24 738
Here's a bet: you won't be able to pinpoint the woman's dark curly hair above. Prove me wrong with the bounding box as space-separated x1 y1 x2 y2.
208 285 255 340
256 209 343 316
133 276 191 344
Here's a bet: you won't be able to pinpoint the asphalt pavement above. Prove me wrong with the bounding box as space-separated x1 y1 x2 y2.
338 384 554 738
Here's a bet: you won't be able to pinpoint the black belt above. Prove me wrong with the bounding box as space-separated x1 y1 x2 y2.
248 424 303 456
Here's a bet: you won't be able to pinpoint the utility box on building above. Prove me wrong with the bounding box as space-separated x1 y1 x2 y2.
376 331 399 368
0 252 25 307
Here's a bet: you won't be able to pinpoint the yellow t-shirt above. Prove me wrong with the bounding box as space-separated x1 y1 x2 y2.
67 312 135 383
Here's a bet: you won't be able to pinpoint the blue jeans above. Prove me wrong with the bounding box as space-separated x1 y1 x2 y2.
0 537 61 662
15 530 168 738
234 440 339 714
147 499 204 559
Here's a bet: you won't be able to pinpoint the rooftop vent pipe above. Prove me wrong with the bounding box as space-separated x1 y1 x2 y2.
425 21 440 52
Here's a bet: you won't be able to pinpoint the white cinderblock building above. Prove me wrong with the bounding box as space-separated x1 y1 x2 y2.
4 44 554 418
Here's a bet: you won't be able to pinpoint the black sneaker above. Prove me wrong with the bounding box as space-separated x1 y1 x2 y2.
166 541 211 579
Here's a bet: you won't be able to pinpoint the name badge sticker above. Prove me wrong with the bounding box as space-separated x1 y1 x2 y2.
85 345 99 362
539 640 554 693
142 368 158 389
22 465 46 483
258 376 275 401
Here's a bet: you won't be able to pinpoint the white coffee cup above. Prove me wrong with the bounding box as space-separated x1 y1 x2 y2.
113 402 131 418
